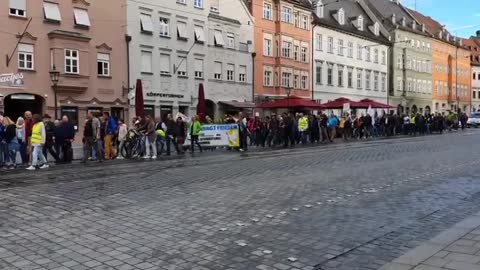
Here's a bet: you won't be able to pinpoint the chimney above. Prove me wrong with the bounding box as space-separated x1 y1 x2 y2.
316 0 324 19
476 30 480 38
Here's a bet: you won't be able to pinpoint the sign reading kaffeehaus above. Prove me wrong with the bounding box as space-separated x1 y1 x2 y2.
0 73 24 88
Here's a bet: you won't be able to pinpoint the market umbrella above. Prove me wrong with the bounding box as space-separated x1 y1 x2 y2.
321 97 366 109
135 79 144 116
359 99 394 109
257 95 325 109
197 83 206 123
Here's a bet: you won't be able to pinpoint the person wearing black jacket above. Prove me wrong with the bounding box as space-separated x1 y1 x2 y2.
55 116 75 163
42 114 60 163
163 114 177 155
174 117 186 154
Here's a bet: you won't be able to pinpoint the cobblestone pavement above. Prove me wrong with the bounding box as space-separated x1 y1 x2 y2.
1 130 480 270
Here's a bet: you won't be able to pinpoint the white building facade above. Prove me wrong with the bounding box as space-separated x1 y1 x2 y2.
313 1 390 109
472 65 480 111
127 0 254 120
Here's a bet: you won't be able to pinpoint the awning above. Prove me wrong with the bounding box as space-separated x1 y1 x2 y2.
321 97 366 109
74 8 91 27
219 101 255 109
257 96 325 109
359 99 394 109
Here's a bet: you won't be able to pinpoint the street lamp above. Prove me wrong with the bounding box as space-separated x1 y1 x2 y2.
49 65 60 120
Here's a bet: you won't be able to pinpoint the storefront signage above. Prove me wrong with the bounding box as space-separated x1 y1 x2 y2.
146 92 184 99
186 124 240 147
0 73 24 88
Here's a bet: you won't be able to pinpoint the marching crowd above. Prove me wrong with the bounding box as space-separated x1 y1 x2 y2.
234 111 469 150
0 109 470 170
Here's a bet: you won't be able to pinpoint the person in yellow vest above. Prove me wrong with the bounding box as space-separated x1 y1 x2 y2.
298 113 309 144
26 114 49 170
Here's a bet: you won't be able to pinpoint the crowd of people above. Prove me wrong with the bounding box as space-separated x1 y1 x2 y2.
233 111 469 151
0 109 470 170
0 111 75 170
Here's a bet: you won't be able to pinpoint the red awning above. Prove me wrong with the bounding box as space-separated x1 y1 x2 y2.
321 98 366 109
257 96 325 109
359 99 394 109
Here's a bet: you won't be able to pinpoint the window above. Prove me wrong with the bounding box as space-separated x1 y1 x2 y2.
373 23 379 36
160 54 171 75
327 64 333 85
365 70 371 90
293 45 299 61
65 49 79 74
214 30 224 47
374 49 379 63
192 58 203 78
177 56 187 77
227 64 235 81
194 0 203 8
365 47 371 62
474 91 477 99
293 75 299 88
264 70 273 86
381 73 386 91
316 63 322 85
177 21 188 40
214 62 222 80
73 8 91 27
140 14 154 33
194 25 205 43
281 72 292 87
301 47 308 62
140 51 152 74
18 43 33 70
264 3 273 20
357 15 363 30
373 72 379 91
347 42 353 58
226 33 235 49
282 41 292 58
316 34 323 51
381 50 386 65
239 66 246 82
43 2 61 22
9 0 26 17
97 53 110 76
301 75 307 89
338 66 344 87
159 18 170 37
474 73 477 80
302 15 309 30
264 38 272 56
281 7 292 23
328 37 334 53
338 8 345 25
357 69 363 89
294 13 299 28
338 39 344 56
357 44 363 60
347 68 353 88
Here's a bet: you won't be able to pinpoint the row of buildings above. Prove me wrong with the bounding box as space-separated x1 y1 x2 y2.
0 0 479 132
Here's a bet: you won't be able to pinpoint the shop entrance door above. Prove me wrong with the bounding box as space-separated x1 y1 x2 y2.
4 94 43 121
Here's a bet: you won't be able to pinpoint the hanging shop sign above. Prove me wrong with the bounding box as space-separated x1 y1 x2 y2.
0 73 24 88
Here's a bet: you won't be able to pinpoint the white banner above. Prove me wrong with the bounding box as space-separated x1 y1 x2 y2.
187 124 240 147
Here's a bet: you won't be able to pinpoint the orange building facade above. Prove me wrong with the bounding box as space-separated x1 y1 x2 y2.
246 0 312 104
431 40 471 113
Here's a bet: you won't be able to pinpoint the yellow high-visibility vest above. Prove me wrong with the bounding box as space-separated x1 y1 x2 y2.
299 117 308 131
31 122 44 145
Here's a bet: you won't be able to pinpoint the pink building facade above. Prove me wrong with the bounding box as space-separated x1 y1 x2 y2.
0 0 128 136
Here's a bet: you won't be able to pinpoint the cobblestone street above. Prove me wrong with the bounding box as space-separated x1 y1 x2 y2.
1 131 480 270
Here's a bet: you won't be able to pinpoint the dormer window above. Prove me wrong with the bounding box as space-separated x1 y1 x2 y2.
438 31 443 39
357 15 364 31
338 8 345 25
446 33 450 41
412 21 416 30
422 24 426 32
374 22 379 36
392 14 396 24
401 17 406 27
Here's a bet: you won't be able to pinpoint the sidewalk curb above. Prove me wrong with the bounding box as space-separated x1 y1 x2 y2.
380 212 480 270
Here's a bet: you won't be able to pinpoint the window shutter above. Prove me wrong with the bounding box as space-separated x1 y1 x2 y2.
177 22 188 39
9 0 26 10
194 26 205 42
214 62 222 74
160 54 170 73
141 51 152 72
74 8 91 26
140 14 154 32
214 30 224 46
194 59 203 72
178 57 187 72
43 2 62 21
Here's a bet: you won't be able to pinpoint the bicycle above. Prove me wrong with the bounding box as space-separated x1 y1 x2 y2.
121 129 145 159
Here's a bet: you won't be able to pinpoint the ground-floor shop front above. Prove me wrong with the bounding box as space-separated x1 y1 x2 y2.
390 96 433 115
